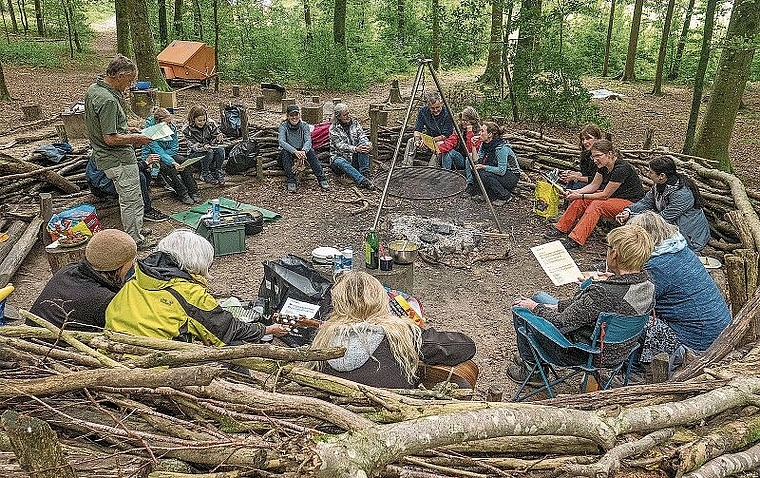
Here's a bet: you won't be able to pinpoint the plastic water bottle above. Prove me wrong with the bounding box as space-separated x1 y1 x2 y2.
211 199 220 223
333 251 344 275
342 247 353 271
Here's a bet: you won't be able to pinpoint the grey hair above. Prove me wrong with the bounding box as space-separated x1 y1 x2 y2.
425 92 442 105
106 54 137 77
157 229 215 278
332 103 350 124
627 211 679 246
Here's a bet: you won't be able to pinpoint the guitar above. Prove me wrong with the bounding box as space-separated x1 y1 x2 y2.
420 360 479 390
271 313 322 329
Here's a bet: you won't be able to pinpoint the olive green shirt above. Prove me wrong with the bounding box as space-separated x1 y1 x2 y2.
85 79 136 170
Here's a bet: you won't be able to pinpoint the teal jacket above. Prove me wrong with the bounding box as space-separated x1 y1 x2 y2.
140 115 180 166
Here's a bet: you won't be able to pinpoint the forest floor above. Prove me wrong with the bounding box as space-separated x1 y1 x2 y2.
3 26 760 402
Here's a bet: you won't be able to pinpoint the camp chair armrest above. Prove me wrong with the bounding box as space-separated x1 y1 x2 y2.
513 307 574 349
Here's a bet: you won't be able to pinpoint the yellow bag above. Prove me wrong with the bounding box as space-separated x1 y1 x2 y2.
533 179 560 218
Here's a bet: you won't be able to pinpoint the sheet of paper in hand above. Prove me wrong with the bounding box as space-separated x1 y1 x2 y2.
419 133 440 154
141 122 174 140
531 240 583 286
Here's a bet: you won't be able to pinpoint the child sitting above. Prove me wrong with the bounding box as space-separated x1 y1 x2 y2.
183 105 226 185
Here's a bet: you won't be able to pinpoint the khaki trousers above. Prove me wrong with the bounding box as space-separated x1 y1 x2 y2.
104 163 144 242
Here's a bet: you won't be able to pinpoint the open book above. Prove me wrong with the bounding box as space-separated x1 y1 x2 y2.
530 240 583 286
419 133 440 154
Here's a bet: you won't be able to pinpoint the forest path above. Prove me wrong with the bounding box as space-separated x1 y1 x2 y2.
90 15 117 56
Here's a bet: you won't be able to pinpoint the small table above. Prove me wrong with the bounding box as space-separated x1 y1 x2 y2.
45 241 87 274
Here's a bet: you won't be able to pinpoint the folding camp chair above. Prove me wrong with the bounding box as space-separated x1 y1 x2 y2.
511 306 649 401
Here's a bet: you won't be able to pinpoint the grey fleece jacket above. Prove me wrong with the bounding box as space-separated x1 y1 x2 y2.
278 120 312 153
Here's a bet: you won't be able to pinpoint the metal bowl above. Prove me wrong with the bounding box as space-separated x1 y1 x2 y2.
389 240 419 264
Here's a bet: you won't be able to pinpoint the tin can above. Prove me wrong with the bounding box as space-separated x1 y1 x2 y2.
333 251 344 274
342 247 353 271
211 199 220 223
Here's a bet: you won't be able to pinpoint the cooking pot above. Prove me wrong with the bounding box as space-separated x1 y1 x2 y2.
389 240 419 264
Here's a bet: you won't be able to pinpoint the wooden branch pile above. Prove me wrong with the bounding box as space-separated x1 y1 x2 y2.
5 306 760 478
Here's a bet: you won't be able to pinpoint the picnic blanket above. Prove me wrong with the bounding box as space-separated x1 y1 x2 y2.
170 197 281 229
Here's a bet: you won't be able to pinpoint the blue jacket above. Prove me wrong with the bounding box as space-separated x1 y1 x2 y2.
477 143 521 176
646 236 731 352
414 105 454 137
626 179 710 251
141 115 180 166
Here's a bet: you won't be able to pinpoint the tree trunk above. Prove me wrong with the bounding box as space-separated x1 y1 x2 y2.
669 0 696 80
622 0 644 81
602 0 615 77
480 0 504 85
683 0 717 155
652 0 676 95
302 0 312 42
694 0 760 172
62 0 74 58
0 62 11 101
1 411 76 478
397 0 404 44
333 0 346 45
212 0 219 92
115 0 131 56
17 0 27 32
173 0 182 36
127 0 170 91
191 0 202 39
67 1 81 52
33 0 42 35
431 0 440 69
158 0 168 46
5 0 17 34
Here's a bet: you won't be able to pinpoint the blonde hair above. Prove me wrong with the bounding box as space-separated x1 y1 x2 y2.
627 211 679 246
310 271 421 382
607 224 654 271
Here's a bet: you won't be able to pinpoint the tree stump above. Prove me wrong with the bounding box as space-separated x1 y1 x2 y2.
389 79 402 103
302 104 322 125
45 241 87 274
262 87 283 104
333 98 343 106
130 89 155 119
61 112 88 140
1 410 76 478
366 263 414 293
311 95 321 103
21 104 42 122
232 84 240 97
281 98 296 113
254 95 264 111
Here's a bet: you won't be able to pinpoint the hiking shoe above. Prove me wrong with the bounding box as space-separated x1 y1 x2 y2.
216 174 226 186
466 183 479 196
471 195 485 203
144 208 169 222
358 179 375 190
544 228 567 239
287 182 297 194
136 236 157 251
492 199 507 206
179 195 194 205
560 238 581 250
318 179 330 190
201 174 219 185
507 363 546 387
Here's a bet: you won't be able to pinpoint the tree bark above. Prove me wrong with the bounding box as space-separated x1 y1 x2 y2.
158 0 168 46
684 441 760 478
191 0 202 39
602 0 615 77
683 0 717 155
397 0 404 44
0 61 11 101
333 0 346 45
1 410 76 478
32 0 42 36
62 0 74 58
173 0 182 36
669 0 696 80
652 0 676 95
431 0 440 69
694 0 760 172
127 0 170 91
622 0 644 81
5 0 17 34
303 0 313 42
0 217 42 288
480 0 503 85
115 0 131 56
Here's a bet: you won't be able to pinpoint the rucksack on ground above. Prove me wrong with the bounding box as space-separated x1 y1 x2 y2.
226 138 259 174
220 104 245 138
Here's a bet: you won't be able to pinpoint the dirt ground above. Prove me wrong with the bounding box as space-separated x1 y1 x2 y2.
3 31 759 400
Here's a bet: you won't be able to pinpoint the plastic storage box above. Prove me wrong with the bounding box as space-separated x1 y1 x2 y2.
199 218 246 257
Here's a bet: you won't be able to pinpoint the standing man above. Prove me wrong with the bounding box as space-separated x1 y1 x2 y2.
329 103 375 189
85 55 155 249
402 92 465 170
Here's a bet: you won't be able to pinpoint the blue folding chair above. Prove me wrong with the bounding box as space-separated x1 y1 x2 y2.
511 306 649 401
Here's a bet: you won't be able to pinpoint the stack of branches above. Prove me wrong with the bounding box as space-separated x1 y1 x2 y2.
5 302 760 478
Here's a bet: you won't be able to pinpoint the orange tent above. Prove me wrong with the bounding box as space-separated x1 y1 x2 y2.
157 41 216 83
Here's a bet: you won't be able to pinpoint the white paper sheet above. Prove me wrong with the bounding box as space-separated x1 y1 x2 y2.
531 240 584 286
279 297 321 318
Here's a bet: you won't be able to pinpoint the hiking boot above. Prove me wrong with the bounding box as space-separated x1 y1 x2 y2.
466 183 479 196
179 195 194 205
471 195 485 203
358 179 375 190
144 208 169 223
201 173 219 185
318 179 330 190
287 182 297 194
216 173 226 186
544 228 567 239
507 363 545 387
560 238 581 250
136 236 157 251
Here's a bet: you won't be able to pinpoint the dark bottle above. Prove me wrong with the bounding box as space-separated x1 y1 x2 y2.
364 228 379 269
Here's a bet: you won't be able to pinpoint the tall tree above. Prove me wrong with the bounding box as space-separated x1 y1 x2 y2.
115 0 131 56
622 0 644 81
515 0 541 74
602 0 616 77
397 0 404 44
63 0 73 58
334 0 346 45
480 0 504 85
5 0 17 34
192 0 202 39
0 62 11 101
158 0 168 46
213 0 218 92
17 0 27 32
669 0 696 80
683 0 717 155
32 0 42 35
694 0 760 171
652 0 676 95
303 0 313 42
173 0 183 36
67 0 82 52
127 0 170 91
431 0 440 69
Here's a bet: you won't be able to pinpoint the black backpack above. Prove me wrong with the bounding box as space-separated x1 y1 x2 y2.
220 104 245 138
226 138 259 174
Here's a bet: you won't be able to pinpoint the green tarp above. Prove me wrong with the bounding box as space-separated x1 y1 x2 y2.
170 197 281 229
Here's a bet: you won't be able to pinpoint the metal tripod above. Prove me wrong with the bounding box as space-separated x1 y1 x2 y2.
372 59 504 233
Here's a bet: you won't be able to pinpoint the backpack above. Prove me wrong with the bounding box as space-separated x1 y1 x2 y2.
226 138 259 174
220 104 245 138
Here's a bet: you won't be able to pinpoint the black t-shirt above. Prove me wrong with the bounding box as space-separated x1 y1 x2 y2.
599 159 644 202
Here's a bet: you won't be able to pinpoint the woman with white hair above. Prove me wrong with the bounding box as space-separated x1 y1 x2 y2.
628 211 730 366
328 103 374 189
106 229 288 344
